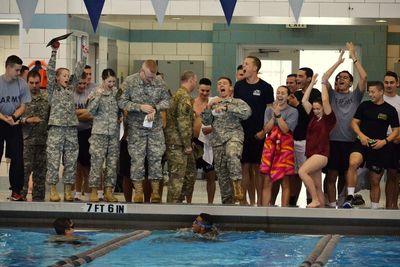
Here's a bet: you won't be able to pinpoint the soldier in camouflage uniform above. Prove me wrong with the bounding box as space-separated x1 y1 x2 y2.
118 60 170 203
20 70 49 201
202 77 251 204
87 69 120 203
164 71 197 203
46 41 88 202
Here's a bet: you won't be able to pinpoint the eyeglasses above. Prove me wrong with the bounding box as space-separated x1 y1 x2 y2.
193 219 212 229
336 76 350 80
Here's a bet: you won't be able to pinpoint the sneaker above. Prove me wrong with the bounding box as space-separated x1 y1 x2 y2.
10 192 26 201
342 195 354 209
353 194 365 206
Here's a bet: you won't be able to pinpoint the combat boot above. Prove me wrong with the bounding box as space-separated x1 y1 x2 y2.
133 181 144 203
233 180 244 203
49 184 60 202
64 184 73 202
104 187 118 202
89 187 99 202
150 181 161 203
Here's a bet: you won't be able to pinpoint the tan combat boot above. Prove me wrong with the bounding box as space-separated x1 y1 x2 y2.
64 184 73 202
89 187 99 202
150 181 161 203
233 180 244 203
133 181 144 203
104 187 118 202
49 184 60 202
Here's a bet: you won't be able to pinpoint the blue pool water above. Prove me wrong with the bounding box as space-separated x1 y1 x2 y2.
1 228 400 266
328 236 400 267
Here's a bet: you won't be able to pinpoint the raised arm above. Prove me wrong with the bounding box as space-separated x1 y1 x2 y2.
321 49 344 85
46 45 58 96
347 42 367 92
321 80 332 115
301 74 318 114
70 45 88 89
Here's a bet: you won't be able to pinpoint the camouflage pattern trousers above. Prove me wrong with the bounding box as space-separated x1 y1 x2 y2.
213 139 243 204
88 134 119 188
166 145 196 203
22 144 47 200
46 126 78 185
128 128 165 181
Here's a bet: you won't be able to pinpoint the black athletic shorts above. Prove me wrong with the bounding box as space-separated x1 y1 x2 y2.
326 141 354 173
351 140 391 173
196 157 214 172
77 128 91 167
241 134 264 164
388 142 400 171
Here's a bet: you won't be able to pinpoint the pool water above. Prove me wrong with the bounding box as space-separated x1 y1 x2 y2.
1 228 400 267
0 228 123 267
86 231 319 267
328 236 400 267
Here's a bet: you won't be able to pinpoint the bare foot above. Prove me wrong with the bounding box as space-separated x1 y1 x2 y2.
306 201 320 208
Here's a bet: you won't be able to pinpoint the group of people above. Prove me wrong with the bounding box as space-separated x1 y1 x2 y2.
0 40 399 209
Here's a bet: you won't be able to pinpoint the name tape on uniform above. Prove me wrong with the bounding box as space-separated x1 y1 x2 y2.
84 203 127 214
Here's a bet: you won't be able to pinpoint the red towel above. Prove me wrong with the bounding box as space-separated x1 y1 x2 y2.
260 126 295 182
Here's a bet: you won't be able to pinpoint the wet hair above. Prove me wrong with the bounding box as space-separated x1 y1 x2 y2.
312 97 323 106
299 67 314 79
368 81 384 91
53 217 73 235
384 71 398 82
287 73 297 79
180 70 196 82
218 76 232 86
143 60 158 74
236 64 243 71
55 67 69 77
20 65 29 75
199 213 213 226
102 68 116 80
246 56 261 71
5 55 23 68
27 70 41 81
335 71 354 82
81 72 87 80
278 85 291 95
199 78 212 86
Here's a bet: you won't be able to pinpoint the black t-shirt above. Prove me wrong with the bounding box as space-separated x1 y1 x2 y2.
354 100 399 139
292 88 321 141
234 79 274 136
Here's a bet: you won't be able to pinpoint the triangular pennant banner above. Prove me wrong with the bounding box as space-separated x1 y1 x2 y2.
289 0 304 23
151 0 169 26
83 0 105 32
16 0 38 32
220 0 237 26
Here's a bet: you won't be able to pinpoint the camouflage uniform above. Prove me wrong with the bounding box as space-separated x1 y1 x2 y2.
164 87 196 203
118 73 170 182
20 92 49 200
46 50 86 185
87 87 120 188
202 97 251 204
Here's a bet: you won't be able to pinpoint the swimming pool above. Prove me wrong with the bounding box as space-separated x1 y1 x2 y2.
1 228 399 266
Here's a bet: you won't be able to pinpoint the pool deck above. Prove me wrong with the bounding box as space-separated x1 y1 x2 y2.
1 160 399 236
1 200 399 235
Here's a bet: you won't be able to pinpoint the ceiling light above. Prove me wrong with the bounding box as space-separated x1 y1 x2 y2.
376 19 387 23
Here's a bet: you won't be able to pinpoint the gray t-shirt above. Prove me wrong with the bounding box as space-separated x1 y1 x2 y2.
0 75 31 115
264 104 298 132
329 86 364 141
74 87 94 131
